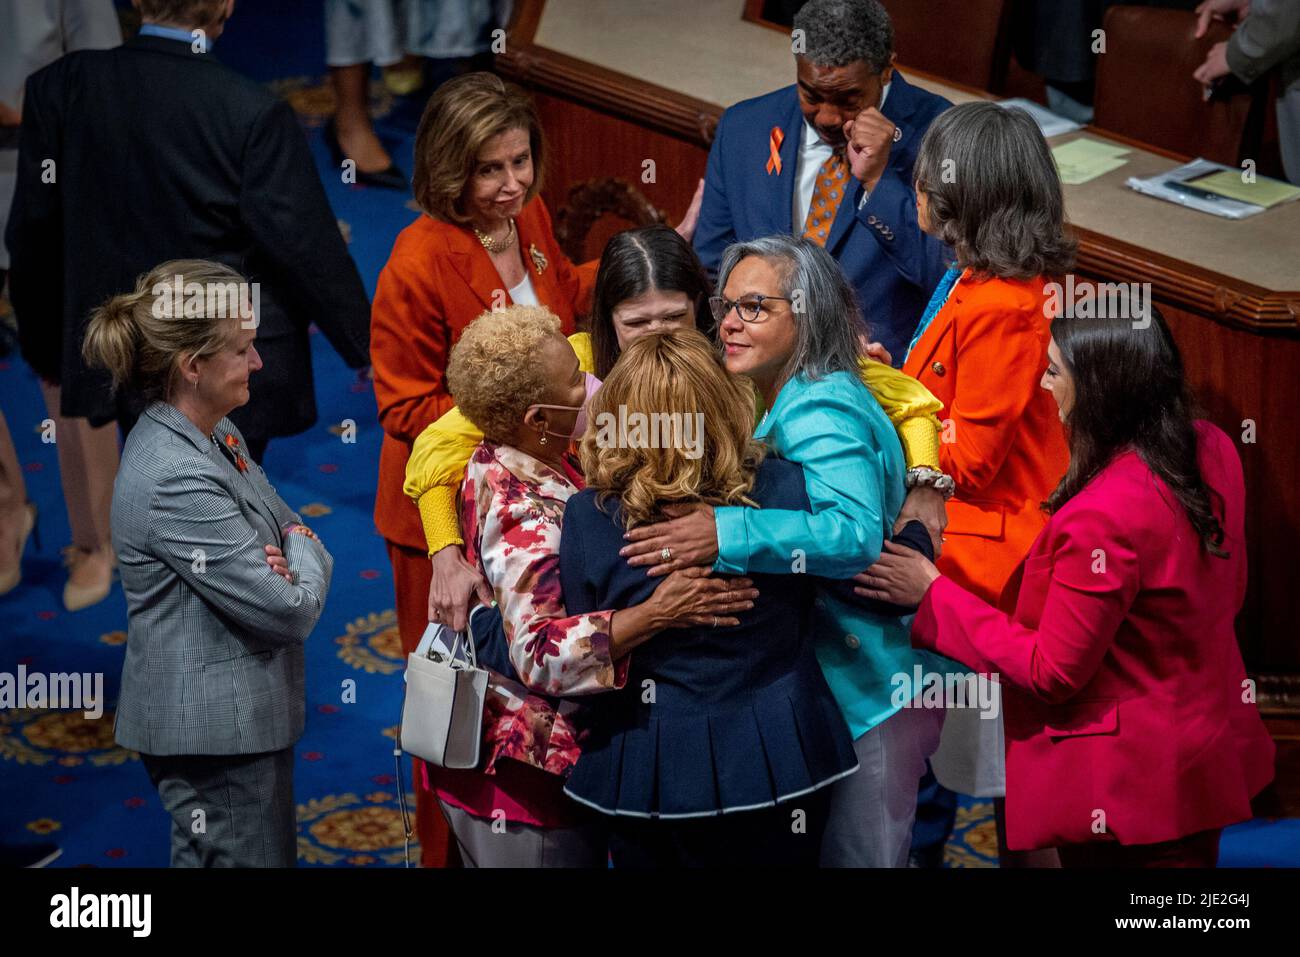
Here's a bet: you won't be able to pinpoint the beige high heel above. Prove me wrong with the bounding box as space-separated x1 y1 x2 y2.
61 543 116 612
0 502 38 597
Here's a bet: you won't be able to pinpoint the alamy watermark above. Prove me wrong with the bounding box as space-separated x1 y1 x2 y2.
593 406 705 460
1042 276 1152 329
0 666 104 719
890 665 1000 719
50 887 150 937
150 275 260 329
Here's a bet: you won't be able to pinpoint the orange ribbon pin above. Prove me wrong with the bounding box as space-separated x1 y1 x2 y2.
766 126 784 175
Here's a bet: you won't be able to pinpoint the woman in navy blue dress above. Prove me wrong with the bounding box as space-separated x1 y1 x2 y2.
558 329 860 867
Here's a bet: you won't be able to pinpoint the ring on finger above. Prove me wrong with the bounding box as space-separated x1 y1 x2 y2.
660 546 673 562
711 616 719 629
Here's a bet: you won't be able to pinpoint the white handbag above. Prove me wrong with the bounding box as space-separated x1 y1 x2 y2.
397 617 490 770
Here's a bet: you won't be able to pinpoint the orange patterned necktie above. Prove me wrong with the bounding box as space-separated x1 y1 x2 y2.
802 152 848 246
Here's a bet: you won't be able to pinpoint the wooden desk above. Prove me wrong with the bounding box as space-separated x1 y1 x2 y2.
501 0 1300 722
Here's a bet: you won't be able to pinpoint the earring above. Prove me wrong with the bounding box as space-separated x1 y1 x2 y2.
193 377 199 392
539 434 548 445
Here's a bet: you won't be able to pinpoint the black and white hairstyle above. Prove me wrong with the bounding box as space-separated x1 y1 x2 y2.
715 235 864 387
793 0 894 73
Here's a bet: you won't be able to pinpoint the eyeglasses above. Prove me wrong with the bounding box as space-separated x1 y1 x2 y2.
708 294 791 325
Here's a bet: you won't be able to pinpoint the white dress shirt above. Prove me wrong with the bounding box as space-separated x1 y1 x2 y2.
507 270 539 306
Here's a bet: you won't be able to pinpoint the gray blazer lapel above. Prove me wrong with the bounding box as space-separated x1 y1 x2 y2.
213 423 285 546
145 404 284 545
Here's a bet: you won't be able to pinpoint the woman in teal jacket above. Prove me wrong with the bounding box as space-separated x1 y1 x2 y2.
621 235 952 866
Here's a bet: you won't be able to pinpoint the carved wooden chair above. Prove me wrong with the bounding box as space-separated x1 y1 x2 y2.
880 0 1012 93
553 178 667 265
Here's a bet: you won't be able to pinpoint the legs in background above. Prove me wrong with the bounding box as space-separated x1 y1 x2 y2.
328 62 400 178
0 409 38 595
38 382 119 612
909 762 958 868
323 0 407 189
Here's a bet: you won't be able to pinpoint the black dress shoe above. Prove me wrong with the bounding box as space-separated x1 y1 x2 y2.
322 117 408 192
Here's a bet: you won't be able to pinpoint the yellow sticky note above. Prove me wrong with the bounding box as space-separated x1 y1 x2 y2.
1057 136 1132 159
1052 137 1132 185
1187 170 1300 208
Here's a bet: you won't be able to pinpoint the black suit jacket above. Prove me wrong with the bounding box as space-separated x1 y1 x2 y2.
5 35 370 439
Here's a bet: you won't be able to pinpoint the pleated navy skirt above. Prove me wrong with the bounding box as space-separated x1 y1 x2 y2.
564 657 858 818
559 456 862 818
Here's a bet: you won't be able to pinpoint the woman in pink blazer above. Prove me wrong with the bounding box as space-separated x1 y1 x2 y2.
858 299 1275 866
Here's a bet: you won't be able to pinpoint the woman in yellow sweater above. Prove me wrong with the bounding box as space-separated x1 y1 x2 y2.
407 225 950 629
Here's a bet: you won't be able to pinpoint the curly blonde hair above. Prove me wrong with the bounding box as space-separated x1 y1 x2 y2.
579 329 765 529
446 306 564 442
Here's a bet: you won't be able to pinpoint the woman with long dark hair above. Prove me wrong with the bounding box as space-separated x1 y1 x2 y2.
859 297 1275 866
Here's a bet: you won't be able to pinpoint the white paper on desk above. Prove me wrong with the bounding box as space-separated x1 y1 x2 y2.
1126 158 1265 220
996 98 1082 138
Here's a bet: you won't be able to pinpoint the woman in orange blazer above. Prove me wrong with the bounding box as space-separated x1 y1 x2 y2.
896 102 1072 862
371 72 702 866
370 72 595 867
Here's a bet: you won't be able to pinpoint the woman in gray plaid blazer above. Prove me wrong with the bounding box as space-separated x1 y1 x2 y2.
84 259 335 867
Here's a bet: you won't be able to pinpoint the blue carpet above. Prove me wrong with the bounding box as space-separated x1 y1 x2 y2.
2 2 1296 868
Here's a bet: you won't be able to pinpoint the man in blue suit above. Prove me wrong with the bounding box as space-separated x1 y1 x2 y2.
694 0 952 364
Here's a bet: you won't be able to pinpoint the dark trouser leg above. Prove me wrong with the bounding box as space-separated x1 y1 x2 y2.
910 762 958 867
1057 828 1222 868
142 749 297 867
610 789 832 868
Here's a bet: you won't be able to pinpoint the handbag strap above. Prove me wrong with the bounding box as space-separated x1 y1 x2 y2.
447 627 477 670
455 604 494 670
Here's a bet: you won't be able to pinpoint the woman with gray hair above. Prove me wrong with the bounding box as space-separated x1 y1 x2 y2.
620 234 945 866
887 99 1074 865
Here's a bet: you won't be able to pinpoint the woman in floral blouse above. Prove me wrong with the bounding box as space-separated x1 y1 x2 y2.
427 304 758 867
